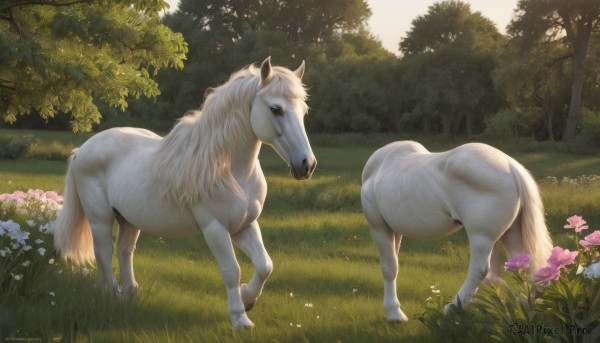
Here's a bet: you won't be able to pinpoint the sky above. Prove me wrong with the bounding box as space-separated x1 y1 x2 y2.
163 0 520 54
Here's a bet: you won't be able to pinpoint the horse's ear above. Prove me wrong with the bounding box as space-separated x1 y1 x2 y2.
260 56 272 83
294 60 305 80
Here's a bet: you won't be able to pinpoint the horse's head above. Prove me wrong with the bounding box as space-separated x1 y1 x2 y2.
251 57 316 180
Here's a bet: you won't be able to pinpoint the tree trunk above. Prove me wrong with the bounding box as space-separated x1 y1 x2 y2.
465 111 472 137
561 18 592 141
562 48 586 140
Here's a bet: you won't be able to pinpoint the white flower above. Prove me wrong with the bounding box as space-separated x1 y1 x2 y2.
26 220 36 228
352 288 358 294
50 301 56 306
583 260 600 279
37 247 46 256
48 258 55 265
304 303 313 308
81 267 90 276
22 260 31 267
296 324 302 328
39 223 50 233
35 238 44 245
49 292 55 297
22 245 32 251
13 274 23 280
0 248 11 257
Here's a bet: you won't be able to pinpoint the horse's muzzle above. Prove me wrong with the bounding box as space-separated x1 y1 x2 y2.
291 156 316 180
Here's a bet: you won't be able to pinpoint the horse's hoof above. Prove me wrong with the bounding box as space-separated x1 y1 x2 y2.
233 316 255 330
245 301 255 312
387 308 408 322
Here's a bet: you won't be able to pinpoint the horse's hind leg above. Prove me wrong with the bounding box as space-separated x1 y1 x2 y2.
371 225 407 322
117 218 141 297
447 233 495 313
88 217 119 292
232 221 273 311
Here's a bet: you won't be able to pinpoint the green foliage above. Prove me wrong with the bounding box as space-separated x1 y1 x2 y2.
396 0 504 137
420 216 600 343
26 141 75 161
484 108 538 138
0 134 33 159
579 108 600 145
509 0 600 140
110 0 387 133
308 32 398 133
492 40 571 141
0 0 187 132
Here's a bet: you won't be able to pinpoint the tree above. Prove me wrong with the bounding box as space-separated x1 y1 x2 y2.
177 0 371 45
397 1 504 136
509 0 600 140
307 31 397 133
0 0 187 132
142 0 374 131
492 40 570 141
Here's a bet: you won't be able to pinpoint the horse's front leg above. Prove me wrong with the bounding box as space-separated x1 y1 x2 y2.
202 220 253 329
232 221 273 311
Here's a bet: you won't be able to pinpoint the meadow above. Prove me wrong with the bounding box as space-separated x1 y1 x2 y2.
1 129 599 342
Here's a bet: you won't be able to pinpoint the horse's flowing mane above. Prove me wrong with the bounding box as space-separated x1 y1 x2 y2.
152 63 306 207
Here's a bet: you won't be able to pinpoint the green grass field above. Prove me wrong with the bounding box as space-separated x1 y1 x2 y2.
1 129 599 342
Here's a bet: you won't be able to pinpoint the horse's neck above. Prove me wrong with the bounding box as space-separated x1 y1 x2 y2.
230 133 262 178
193 109 260 178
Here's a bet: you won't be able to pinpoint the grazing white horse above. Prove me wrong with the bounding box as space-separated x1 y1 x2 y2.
52 57 316 329
361 141 552 321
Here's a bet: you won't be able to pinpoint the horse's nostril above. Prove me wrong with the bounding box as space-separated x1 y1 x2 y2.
301 158 309 172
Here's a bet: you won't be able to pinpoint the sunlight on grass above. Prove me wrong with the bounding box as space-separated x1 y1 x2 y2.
1 130 600 342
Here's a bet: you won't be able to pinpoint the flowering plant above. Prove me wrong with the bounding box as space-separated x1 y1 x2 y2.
420 215 600 342
0 190 63 299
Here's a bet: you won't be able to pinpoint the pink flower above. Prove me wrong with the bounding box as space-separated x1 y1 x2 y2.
504 254 531 271
580 230 600 251
547 246 578 268
564 215 588 233
533 265 560 285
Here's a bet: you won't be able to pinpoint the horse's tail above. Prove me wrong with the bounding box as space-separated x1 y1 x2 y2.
52 153 95 265
510 160 553 273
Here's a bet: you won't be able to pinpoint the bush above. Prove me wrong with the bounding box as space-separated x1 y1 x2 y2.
0 135 33 159
0 190 63 300
420 215 600 342
26 141 75 161
579 108 600 145
484 108 537 138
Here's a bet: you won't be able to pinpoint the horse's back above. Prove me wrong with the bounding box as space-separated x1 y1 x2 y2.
362 141 522 238
73 128 161 173
362 141 428 183
69 127 162 212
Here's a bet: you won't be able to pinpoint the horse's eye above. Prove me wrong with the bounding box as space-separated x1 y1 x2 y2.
270 106 283 116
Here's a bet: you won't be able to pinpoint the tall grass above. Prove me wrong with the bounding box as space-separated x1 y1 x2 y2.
0 130 599 341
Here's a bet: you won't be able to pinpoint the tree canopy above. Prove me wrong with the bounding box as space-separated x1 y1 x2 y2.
3 0 600 142
0 0 187 132
396 1 504 136
509 0 600 140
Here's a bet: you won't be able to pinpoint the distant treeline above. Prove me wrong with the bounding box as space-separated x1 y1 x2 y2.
4 0 600 143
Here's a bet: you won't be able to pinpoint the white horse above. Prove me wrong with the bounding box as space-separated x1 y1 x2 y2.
52 57 316 329
361 141 553 321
